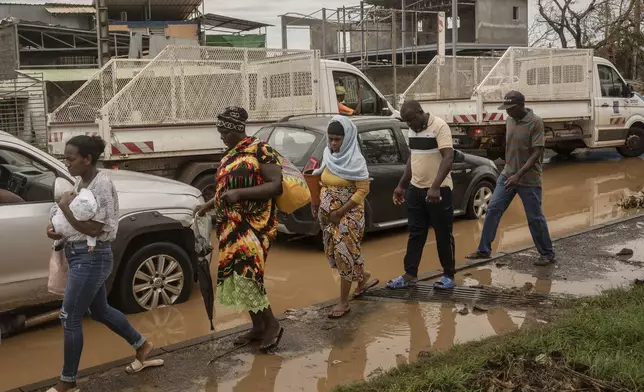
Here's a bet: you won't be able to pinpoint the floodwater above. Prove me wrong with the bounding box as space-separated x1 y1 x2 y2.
1 150 644 391
200 300 538 392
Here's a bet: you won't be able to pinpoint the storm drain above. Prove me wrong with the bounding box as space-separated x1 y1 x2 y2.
363 283 557 307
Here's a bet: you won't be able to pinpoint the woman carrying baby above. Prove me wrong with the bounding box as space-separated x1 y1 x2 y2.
46 135 161 392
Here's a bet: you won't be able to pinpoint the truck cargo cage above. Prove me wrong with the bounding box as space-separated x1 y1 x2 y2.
102 46 320 127
475 47 594 102
401 56 499 103
49 59 150 124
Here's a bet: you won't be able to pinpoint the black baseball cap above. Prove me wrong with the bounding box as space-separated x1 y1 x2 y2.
498 91 525 110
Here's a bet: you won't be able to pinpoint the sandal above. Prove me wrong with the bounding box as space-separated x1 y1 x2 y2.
125 358 165 374
386 276 417 290
433 276 456 290
259 327 285 352
233 331 263 346
353 279 380 298
328 307 351 319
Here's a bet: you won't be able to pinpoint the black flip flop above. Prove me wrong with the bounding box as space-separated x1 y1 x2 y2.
233 332 262 346
259 327 285 352
353 279 380 299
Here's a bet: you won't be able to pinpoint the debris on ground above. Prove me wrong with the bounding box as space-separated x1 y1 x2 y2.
616 248 634 257
458 306 469 315
474 353 625 392
495 260 509 267
617 191 644 209
473 304 489 313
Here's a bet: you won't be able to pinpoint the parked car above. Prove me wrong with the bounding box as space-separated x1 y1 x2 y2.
0 131 211 323
255 116 500 238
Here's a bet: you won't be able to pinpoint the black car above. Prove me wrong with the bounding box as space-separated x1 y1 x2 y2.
255 115 500 237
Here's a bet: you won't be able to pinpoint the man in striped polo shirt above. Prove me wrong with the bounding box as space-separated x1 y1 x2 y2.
387 100 456 290
467 91 556 266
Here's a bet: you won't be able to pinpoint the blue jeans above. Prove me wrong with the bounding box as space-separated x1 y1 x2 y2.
477 175 555 258
404 186 456 278
60 242 145 383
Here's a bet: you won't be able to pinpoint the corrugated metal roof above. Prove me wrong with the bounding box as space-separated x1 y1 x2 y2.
45 6 96 14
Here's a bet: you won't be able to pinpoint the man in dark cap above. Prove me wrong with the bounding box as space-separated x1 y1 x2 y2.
466 91 556 266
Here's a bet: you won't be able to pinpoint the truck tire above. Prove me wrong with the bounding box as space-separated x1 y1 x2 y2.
617 127 644 158
552 146 576 156
192 173 217 202
114 242 193 314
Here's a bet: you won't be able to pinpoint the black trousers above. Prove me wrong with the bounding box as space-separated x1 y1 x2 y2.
403 185 456 279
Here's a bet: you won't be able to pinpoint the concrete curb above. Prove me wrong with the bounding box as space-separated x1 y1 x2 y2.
16 211 644 392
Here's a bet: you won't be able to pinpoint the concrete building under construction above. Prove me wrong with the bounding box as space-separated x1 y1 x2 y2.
281 0 528 65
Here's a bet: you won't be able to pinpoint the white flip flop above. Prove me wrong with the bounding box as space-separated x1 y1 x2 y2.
125 358 165 374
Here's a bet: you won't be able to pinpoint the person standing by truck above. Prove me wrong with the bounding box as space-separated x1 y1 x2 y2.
336 84 363 116
388 100 456 290
466 91 556 266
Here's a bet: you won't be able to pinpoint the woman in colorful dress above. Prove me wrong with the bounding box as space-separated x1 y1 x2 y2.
196 106 284 351
312 116 379 319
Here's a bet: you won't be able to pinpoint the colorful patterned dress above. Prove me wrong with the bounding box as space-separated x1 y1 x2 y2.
318 168 370 283
213 136 280 313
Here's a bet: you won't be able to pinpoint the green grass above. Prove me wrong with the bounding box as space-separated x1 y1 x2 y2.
335 287 644 392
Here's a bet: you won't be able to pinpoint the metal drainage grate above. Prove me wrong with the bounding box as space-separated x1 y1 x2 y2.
363 283 554 307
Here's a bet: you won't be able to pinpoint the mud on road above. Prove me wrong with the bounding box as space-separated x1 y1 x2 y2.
22 213 644 392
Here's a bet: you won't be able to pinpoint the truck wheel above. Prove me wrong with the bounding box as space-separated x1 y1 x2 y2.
115 242 193 314
617 127 644 158
466 180 494 219
192 173 217 202
552 146 576 156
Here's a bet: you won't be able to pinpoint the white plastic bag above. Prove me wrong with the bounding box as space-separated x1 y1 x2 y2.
47 247 68 296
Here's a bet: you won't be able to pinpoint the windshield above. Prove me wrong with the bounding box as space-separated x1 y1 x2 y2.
268 127 319 166
0 149 49 171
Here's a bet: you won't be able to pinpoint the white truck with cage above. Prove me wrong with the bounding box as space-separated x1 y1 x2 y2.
47 45 397 198
401 47 644 160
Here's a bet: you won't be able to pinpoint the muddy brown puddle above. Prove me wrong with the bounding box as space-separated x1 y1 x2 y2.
2 151 644 391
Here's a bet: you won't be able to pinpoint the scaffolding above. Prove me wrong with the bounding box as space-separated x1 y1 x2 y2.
280 2 509 67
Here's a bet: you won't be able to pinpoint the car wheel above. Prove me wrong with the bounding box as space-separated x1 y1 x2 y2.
115 242 194 314
617 126 644 158
466 180 494 219
192 173 217 202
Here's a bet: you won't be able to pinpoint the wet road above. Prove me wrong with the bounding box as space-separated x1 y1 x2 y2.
2 150 644 391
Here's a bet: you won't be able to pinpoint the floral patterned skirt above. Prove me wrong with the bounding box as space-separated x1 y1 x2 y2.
318 185 365 283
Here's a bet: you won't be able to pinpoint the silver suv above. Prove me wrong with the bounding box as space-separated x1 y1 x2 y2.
0 132 211 331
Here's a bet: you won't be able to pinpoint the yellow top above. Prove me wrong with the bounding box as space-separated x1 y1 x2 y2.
321 168 370 204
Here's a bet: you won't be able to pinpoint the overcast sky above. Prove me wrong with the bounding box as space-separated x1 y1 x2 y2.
5 0 540 48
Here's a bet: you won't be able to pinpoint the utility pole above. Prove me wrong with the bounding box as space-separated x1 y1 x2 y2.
451 0 458 55
95 0 110 67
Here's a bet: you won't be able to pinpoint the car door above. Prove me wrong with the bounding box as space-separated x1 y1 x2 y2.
595 64 631 143
0 143 72 312
357 125 407 225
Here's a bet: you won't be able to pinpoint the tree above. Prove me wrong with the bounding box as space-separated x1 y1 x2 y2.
531 0 643 78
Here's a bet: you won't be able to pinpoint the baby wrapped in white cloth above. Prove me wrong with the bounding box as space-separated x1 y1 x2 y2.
51 188 98 251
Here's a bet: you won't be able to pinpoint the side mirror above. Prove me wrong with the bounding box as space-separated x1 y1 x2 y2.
54 177 74 202
627 83 634 98
453 149 465 163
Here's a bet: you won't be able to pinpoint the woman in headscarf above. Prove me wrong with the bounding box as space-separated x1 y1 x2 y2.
313 116 379 319
195 106 284 351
